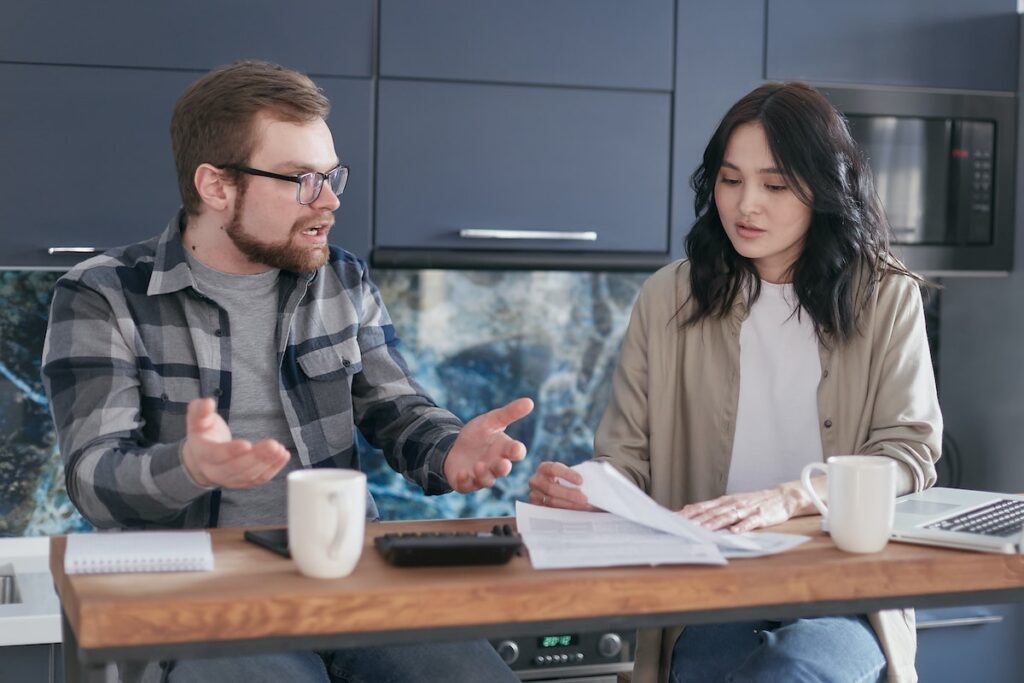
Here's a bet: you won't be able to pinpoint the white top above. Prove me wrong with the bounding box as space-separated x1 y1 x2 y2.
726 281 823 494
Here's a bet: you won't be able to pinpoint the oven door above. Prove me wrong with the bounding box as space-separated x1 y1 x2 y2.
491 630 635 681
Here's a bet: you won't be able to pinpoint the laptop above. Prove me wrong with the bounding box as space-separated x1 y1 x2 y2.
891 487 1024 554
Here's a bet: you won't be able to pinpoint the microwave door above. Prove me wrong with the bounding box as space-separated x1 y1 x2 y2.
849 116 951 245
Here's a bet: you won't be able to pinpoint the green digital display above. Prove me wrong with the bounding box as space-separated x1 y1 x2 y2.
538 634 578 648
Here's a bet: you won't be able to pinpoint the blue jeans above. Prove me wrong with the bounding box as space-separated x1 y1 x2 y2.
165 639 520 683
670 616 886 683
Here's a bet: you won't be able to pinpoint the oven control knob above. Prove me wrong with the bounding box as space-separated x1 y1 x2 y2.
597 633 622 658
495 640 520 665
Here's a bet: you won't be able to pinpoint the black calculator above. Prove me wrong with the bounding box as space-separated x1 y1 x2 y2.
374 524 522 567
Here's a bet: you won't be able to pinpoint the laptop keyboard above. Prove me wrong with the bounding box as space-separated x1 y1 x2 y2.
926 499 1024 538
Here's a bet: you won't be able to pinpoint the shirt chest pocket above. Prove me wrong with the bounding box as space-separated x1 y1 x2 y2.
296 340 363 449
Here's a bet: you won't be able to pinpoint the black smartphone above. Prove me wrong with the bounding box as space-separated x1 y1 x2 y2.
244 528 290 558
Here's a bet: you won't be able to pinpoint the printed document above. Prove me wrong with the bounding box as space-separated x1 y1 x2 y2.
516 461 809 569
516 501 726 569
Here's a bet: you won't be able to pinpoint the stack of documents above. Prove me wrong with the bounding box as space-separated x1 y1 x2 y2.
517 461 808 569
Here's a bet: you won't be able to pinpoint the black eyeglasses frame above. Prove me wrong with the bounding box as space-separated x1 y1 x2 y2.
218 164 349 205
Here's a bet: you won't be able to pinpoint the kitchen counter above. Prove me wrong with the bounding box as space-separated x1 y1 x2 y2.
0 537 61 646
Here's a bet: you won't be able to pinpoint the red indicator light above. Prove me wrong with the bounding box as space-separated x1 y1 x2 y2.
951 149 969 159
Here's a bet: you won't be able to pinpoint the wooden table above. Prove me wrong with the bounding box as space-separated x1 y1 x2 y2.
51 516 1024 682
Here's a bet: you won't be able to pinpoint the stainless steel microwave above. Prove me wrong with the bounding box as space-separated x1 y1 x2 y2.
819 85 1016 274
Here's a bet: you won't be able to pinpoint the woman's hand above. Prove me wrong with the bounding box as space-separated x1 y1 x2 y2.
527 461 595 511
678 480 820 533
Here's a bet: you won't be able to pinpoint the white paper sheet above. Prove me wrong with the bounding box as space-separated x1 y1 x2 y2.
717 531 811 559
565 461 762 551
515 461 811 568
515 501 726 569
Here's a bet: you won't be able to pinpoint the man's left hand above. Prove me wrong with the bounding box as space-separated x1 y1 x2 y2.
443 397 534 493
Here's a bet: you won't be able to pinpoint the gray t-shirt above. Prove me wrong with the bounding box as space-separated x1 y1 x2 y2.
187 253 299 527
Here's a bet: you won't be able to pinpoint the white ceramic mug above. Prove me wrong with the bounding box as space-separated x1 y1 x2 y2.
800 456 897 553
287 469 367 578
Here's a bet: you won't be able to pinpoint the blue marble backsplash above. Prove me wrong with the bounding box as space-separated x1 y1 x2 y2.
0 268 648 536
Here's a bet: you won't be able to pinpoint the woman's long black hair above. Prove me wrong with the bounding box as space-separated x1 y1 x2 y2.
683 81 923 344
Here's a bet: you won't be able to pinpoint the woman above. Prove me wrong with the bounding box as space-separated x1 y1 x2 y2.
528 82 941 683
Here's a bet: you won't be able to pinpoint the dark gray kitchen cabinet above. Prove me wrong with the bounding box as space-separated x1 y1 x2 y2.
915 604 1024 682
766 0 1018 91
0 64 373 268
671 0 766 261
0 644 63 683
373 79 672 267
0 0 374 78
373 0 676 269
379 0 674 90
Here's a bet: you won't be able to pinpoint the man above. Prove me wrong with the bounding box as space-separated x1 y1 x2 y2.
42 60 530 682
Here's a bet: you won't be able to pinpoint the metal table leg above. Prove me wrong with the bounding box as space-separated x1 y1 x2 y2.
62 607 107 683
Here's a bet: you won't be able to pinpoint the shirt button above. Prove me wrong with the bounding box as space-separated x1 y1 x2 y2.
214 329 223 337
212 388 223 397
822 370 829 378
342 359 351 367
824 419 833 428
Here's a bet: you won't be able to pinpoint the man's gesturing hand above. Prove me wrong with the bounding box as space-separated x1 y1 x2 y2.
181 398 290 489
443 397 534 493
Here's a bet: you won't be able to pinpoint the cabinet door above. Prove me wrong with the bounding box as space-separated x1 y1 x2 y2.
374 79 671 257
0 644 59 683
0 0 374 78
380 0 674 90
766 0 1018 91
0 64 372 268
319 77 374 260
672 0 766 261
915 604 1024 682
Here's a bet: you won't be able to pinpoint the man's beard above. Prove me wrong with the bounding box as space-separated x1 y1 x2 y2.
225 193 331 273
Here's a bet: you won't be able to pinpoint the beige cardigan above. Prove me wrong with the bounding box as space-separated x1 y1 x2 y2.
593 260 942 683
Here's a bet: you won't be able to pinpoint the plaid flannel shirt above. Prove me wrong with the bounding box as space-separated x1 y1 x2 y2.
42 213 461 529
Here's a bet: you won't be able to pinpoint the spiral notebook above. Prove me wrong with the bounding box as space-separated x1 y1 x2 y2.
64 531 215 574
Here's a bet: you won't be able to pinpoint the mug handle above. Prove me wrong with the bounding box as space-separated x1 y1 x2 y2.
800 463 830 519
326 491 348 560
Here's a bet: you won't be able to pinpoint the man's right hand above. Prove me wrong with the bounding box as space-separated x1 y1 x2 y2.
181 398 291 489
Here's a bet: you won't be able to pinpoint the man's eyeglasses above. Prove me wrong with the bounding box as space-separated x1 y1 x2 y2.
219 164 349 205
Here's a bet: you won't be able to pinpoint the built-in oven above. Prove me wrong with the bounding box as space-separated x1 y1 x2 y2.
490 629 635 682
819 84 1016 274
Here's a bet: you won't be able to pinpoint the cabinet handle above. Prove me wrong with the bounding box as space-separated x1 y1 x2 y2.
48 247 99 255
458 229 597 241
916 615 1004 630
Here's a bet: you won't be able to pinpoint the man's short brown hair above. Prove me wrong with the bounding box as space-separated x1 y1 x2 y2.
171 60 330 215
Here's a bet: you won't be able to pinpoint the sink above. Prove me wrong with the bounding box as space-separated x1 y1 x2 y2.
0 537 61 645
